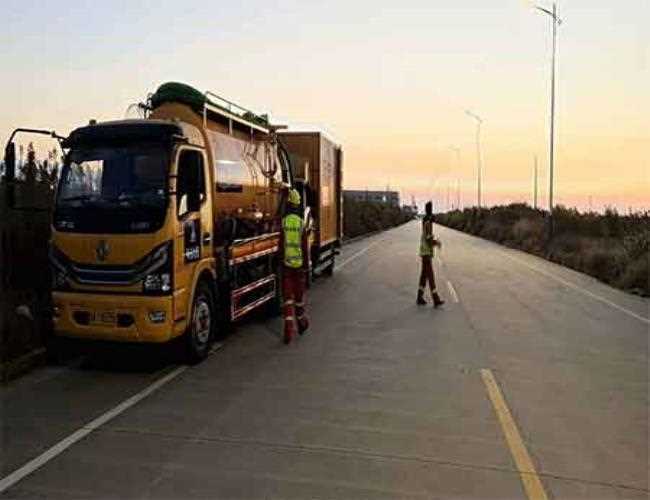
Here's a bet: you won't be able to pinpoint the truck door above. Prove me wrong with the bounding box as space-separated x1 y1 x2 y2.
173 147 213 323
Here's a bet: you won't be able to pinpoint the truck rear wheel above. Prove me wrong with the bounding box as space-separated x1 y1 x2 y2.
323 257 335 276
185 281 215 364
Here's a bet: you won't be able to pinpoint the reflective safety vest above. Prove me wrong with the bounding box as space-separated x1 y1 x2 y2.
283 213 304 268
419 218 434 257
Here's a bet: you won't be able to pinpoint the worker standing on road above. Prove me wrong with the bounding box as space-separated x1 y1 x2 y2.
281 188 310 344
417 201 445 307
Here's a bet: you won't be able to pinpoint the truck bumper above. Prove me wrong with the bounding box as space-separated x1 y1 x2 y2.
52 292 175 343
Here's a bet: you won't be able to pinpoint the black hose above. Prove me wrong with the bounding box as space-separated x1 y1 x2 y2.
275 140 294 217
277 140 293 185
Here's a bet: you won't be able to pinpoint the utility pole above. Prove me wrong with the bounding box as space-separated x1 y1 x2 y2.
534 2 562 235
533 155 538 209
465 110 483 208
456 179 461 210
449 146 461 210
549 3 557 219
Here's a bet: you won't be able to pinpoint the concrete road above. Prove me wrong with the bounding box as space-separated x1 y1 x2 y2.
1 221 648 499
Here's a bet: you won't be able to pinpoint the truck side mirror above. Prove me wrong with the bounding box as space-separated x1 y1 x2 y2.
4 141 16 181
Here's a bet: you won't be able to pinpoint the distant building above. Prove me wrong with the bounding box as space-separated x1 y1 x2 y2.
344 190 400 208
402 195 418 216
402 204 418 216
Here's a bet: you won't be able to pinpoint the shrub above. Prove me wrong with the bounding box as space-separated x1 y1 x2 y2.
435 203 649 296
617 255 649 293
622 230 650 261
581 243 623 284
512 218 545 252
481 220 507 243
343 198 414 239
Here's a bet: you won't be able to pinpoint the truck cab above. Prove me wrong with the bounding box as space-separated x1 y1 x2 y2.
51 119 218 358
48 83 295 362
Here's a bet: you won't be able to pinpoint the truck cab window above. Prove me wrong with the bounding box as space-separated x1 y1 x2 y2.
54 145 169 234
177 150 206 218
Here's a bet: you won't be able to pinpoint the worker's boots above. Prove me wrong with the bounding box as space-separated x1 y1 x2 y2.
432 292 445 308
283 314 297 345
298 316 310 335
416 289 427 306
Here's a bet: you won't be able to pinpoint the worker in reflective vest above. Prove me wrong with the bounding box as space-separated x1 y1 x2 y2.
281 188 310 344
417 201 444 307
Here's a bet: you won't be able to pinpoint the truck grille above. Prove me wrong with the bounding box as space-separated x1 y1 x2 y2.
50 242 170 286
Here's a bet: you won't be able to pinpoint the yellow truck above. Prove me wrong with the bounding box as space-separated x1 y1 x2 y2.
3 82 341 362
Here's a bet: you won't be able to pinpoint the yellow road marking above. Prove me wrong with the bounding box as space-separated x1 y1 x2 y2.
480 369 548 500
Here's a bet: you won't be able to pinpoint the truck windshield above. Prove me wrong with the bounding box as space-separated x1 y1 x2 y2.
54 144 170 233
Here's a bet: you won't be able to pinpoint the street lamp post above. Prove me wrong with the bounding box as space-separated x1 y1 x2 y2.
534 2 562 234
465 110 483 208
449 146 461 210
533 154 538 210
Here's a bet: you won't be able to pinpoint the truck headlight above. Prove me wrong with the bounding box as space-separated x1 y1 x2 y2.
142 241 173 294
52 269 69 291
50 246 70 291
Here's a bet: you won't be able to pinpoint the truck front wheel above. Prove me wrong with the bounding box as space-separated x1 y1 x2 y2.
185 281 214 364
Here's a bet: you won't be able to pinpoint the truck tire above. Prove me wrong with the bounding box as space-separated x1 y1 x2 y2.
46 336 75 365
185 281 215 364
323 257 335 276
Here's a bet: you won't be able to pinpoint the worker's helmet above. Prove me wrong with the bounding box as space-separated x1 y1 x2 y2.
288 188 301 206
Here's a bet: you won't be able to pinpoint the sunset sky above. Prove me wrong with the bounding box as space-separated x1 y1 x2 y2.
2 0 647 211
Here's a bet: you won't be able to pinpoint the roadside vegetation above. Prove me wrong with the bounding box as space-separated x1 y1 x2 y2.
343 197 415 239
436 204 649 296
0 145 59 381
